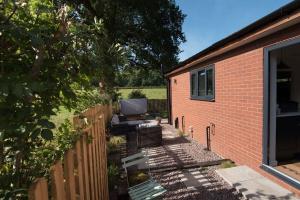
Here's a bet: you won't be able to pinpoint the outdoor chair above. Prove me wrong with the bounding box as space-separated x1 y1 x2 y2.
121 152 166 200
110 114 145 134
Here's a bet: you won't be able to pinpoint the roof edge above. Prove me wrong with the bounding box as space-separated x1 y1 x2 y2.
165 1 300 77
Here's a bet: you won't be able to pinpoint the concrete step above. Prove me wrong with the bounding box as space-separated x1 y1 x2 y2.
216 165 299 200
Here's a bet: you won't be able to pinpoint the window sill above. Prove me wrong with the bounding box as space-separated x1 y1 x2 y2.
190 97 215 102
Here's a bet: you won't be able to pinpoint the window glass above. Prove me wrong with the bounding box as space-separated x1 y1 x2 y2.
206 68 213 96
190 65 215 100
198 70 206 96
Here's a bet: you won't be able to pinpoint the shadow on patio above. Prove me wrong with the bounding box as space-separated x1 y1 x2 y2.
124 122 245 199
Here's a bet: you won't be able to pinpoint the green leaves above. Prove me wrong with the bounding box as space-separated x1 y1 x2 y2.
38 119 55 129
41 129 53 140
0 84 9 97
88 0 185 72
29 82 45 92
31 119 55 141
31 128 41 139
12 84 24 98
0 0 128 196
31 125 54 141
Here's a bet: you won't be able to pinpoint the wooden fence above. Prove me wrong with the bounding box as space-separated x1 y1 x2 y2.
28 104 112 200
147 99 167 113
113 99 167 114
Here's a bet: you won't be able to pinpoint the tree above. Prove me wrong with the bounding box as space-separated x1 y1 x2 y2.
0 0 125 197
115 68 165 87
69 0 186 72
0 0 185 197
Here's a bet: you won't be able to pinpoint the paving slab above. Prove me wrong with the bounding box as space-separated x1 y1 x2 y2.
216 166 299 200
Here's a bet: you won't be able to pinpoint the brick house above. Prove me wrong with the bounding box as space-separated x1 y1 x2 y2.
165 1 300 194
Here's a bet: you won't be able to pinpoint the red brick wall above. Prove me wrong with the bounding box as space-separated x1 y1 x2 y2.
171 48 264 168
169 25 300 194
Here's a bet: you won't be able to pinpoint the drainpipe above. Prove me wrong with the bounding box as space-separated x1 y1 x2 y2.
167 78 172 125
205 126 211 151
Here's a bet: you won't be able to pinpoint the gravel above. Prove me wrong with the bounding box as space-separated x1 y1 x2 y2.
177 137 222 163
139 123 222 170
125 122 244 199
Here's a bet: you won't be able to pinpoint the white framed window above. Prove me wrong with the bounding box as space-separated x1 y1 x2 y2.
190 65 215 101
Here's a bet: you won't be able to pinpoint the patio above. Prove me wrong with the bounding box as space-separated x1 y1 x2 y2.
119 120 245 200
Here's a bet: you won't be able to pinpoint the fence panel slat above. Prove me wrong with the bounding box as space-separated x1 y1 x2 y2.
81 133 91 200
91 123 99 200
100 117 106 200
100 115 109 200
50 161 66 200
28 178 49 200
64 149 76 200
97 119 104 199
94 120 101 199
87 128 96 200
97 118 104 199
28 103 111 200
75 140 85 200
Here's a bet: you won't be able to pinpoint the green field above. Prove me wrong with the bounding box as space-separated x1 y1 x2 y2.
51 87 167 128
117 87 167 99
50 106 74 129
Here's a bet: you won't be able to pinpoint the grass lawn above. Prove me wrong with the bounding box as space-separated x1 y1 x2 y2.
50 106 74 129
118 87 166 99
51 87 167 128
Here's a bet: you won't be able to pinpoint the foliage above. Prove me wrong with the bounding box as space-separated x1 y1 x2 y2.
107 136 125 154
160 111 169 118
0 0 185 197
177 130 185 137
50 106 74 129
128 89 146 99
28 119 81 175
74 89 110 114
0 119 80 199
129 171 149 186
0 0 125 197
115 68 165 87
220 160 236 169
67 0 186 72
107 164 120 189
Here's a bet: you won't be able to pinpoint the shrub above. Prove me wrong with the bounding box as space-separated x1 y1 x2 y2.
129 171 149 186
160 111 168 118
108 164 120 189
74 89 110 114
128 89 146 99
177 130 185 137
220 160 236 168
107 136 126 154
